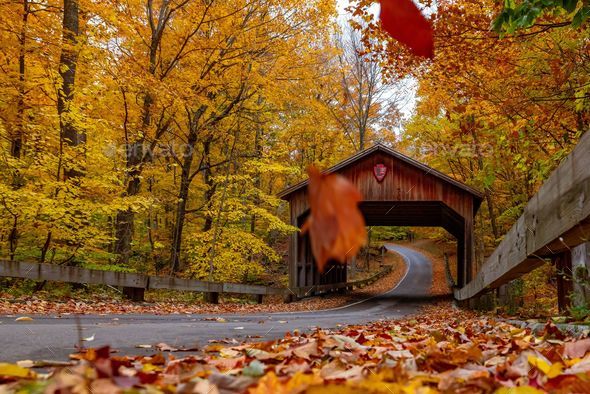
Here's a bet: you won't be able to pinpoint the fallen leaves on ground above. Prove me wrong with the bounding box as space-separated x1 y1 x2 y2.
4 303 590 393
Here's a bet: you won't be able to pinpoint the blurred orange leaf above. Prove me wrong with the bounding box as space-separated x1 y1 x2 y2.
301 166 366 273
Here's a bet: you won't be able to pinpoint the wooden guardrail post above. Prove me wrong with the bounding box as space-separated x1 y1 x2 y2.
122 287 145 302
496 284 507 306
572 242 590 307
554 251 573 313
283 292 294 303
204 292 219 304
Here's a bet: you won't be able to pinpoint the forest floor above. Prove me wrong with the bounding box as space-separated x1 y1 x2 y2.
0 246 408 316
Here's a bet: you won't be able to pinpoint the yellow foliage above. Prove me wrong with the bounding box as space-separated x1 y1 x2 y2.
0 363 35 378
0 0 351 284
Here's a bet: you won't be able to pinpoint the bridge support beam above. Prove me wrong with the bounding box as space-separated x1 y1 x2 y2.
572 242 590 307
553 251 573 313
457 237 465 287
456 218 474 288
466 220 474 283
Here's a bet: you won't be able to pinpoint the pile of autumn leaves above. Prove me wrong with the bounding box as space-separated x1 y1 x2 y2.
3 304 590 393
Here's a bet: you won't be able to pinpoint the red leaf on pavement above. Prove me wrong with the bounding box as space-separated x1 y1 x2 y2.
379 0 434 58
301 166 366 273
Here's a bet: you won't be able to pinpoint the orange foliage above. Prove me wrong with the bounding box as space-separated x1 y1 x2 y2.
301 166 367 272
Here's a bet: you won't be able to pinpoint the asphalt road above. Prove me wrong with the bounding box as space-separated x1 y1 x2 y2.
0 244 433 363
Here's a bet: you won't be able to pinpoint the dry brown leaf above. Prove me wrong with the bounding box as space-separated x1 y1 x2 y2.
90 378 123 394
301 166 366 272
291 341 321 360
563 338 590 359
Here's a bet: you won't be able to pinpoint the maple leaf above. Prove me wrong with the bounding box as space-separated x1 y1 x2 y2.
379 0 434 58
301 166 367 273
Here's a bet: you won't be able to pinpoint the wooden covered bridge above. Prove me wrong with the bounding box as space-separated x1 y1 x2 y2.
280 131 590 310
278 144 483 296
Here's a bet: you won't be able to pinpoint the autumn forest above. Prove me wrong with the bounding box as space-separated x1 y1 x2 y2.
2 0 590 392
0 0 586 293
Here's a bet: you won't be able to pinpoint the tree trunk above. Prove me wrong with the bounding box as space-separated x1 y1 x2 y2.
469 126 499 239
11 0 29 161
58 0 84 181
114 210 134 259
201 138 215 232
113 0 160 262
250 111 263 233
113 141 144 261
359 125 365 151
170 129 198 273
8 215 18 261
40 230 52 263
5 1 30 255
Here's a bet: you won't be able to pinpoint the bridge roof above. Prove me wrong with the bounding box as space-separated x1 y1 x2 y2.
278 143 483 208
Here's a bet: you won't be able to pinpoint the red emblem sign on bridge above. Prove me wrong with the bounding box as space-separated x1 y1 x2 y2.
373 163 387 182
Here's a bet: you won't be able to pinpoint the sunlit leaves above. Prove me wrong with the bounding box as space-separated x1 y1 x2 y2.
493 0 590 34
186 228 273 282
0 363 35 379
399 0 589 252
0 0 341 278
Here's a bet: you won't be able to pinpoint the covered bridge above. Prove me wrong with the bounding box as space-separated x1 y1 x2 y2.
278 144 483 296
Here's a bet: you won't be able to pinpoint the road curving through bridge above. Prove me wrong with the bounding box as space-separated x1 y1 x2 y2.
0 244 433 362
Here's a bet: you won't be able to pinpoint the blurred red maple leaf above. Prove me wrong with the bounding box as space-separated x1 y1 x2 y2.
380 0 434 58
301 166 367 273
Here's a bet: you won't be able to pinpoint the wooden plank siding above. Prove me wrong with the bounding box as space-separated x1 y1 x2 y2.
279 144 483 293
455 131 590 300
